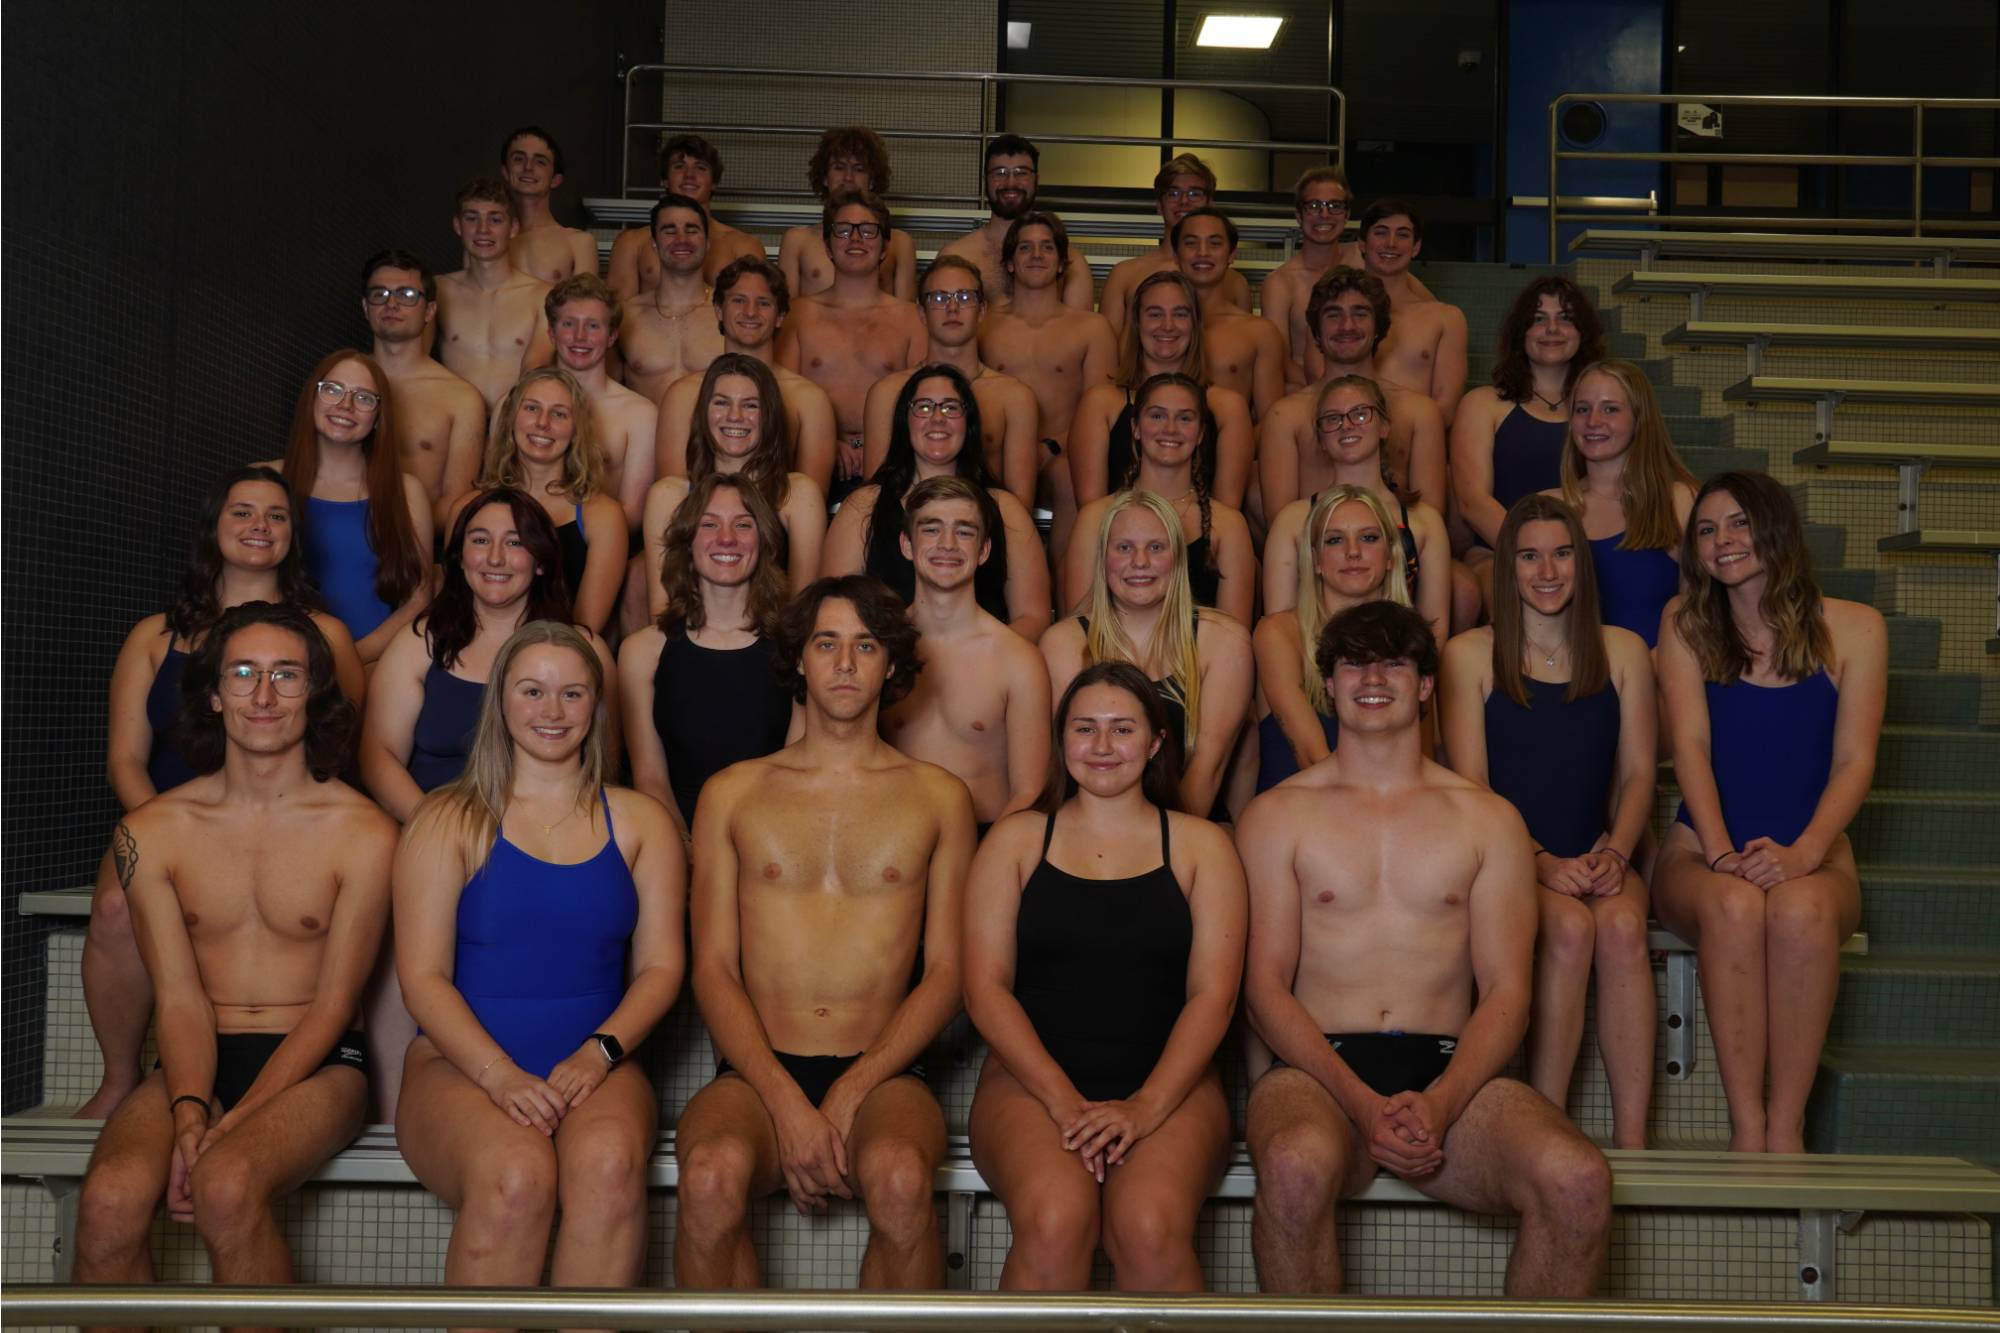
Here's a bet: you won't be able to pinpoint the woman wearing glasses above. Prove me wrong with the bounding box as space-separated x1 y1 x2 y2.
1261 376 1450 645
821 364 1052 640
272 349 435 663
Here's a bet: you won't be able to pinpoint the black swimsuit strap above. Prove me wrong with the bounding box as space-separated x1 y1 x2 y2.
1157 803 1170 860
1040 806 1060 857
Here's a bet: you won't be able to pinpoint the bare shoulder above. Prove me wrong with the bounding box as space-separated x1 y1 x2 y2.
1268 496 1310 538
645 474 691 512
1388 383 1444 424
605 785 675 839
1254 609 1303 651
1265 385 1312 423
1165 807 1237 860
1601 624 1650 673
984 807 1048 858
841 483 883 521
1039 614 1085 658
1823 596 1885 637
122 610 171 650
1442 624 1495 670
1206 384 1251 418
1196 607 1253 651
1429 764 1524 825
313 779 402 842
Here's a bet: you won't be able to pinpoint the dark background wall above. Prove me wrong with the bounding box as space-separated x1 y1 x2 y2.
0 1 655 1112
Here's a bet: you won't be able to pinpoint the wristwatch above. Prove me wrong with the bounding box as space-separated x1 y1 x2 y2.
591 1032 624 1067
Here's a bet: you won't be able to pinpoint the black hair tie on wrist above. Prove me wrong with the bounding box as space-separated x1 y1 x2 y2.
171 1094 212 1117
1709 850 1734 872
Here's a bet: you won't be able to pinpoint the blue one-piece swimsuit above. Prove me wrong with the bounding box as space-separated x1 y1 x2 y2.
454 790 638 1078
1591 532 1680 648
1675 671 1838 849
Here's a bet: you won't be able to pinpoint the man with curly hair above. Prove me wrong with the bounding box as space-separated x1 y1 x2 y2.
780 126 918 301
676 575 974 1292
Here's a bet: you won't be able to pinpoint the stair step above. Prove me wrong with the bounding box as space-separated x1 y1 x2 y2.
1883 670 1983 726
1810 1044 2000 1162
1846 790 2000 864
1818 568 1877 603
1884 615 1943 670
1860 864 2000 953
1829 953 2000 1047
1873 727 2000 789
1804 522 1847 569
1680 445 1768 481
1654 383 1702 416
1607 330 1648 358
1664 414 1727 449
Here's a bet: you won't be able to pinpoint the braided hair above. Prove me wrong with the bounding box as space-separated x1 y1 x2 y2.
1126 372 1218 579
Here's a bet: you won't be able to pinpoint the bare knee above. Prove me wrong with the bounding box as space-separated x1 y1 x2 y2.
1521 1134 1613 1236
75 1161 160 1267
855 1139 935 1239
558 1124 649 1221
461 1139 558 1231
190 1151 270 1247
1539 894 1596 976
86 881 135 951
1703 879 1767 938
1101 1195 1190 1278
1253 1121 1347 1234
676 1137 756 1238
1594 897 1651 971
1766 884 1839 951
1008 1184 1099 1272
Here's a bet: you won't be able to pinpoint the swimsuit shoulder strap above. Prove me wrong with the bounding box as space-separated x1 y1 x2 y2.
1040 807 1060 858
598 786 616 841
1157 803 1171 860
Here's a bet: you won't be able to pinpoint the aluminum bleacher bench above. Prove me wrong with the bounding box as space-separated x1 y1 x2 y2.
1664 321 2000 375
1612 270 2000 319
7 1118 1995 1301
1572 229 2000 275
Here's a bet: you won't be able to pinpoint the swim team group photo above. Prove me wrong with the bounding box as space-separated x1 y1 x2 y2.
3 3 1997 1328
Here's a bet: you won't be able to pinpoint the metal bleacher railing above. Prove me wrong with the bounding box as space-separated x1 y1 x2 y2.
1547 93 2000 261
619 63 1346 208
9 1285 2000 1331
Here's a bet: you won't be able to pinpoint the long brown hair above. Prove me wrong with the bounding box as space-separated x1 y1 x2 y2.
481 366 605 502
656 473 790 635
1489 275 1606 403
1672 471 1830 683
1490 494 1609 706
685 353 792 512
1036 661 1183 814
1560 359 1696 552
411 621 611 871
1117 269 1206 387
282 348 424 610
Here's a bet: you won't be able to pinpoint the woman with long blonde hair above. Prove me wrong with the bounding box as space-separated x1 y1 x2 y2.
1440 495 1658 1147
396 620 684 1299
471 365 628 633
1651 471 1886 1153
1553 359 1697 646
1251 485 1411 790
1039 489 1253 816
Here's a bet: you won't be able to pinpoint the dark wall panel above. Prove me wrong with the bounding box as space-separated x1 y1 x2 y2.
0 2 634 1112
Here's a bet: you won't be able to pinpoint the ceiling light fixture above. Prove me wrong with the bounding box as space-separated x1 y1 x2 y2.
1007 21 1032 49
1195 15 1285 48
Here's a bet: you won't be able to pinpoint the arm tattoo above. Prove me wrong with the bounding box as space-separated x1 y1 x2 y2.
112 823 138 894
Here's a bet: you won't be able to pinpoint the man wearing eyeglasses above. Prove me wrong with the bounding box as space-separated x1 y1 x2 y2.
1262 170 1438 392
501 126 600 286
780 125 919 303
654 256 836 499
360 249 489 532
436 177 556 414
1258 268 1447 523
861 257 1041 509
1099 153 1251 341
619 193 726 408
778 191 929 504
71 602 392 1304
938 135 1094 311
1360 199 1469 427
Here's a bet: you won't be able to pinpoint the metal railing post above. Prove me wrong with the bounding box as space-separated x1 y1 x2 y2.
1912 102 1925 238
1548 97 1562 263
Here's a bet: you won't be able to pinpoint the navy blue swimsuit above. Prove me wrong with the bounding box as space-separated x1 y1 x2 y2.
1484 676 1622 858
407 666 485 793
1676 671 1838 848
1255 708 1338 793
455 791 638 1078
145 645 197 793
1591 532 1679 648
303 496 393 639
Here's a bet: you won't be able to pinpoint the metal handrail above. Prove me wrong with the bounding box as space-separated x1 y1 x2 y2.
621 62 1345 206
10 1286 2000 1331
1546 93 2000 260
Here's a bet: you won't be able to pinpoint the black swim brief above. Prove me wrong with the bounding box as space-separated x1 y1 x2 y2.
158 1028 370 1112
716 1051 927 1110
976 821 993 842
1326 1032 1457 1098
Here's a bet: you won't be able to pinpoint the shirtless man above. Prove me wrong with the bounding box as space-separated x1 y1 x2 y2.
677 574 972 1292
436 178 554 411
547 273 658 529
780 126 918 302
937 135 1094 311
978 212 1115 549
500 125 599 285
656 256 836 495
359 248 488 530
862 256 1041 508
607 133 765 300
1099 153 1251 340
71 602 394 1316
1360 200 1469 426
777 191 928 502
1237 600 1611 1297
1259 267 1448 518
1174 207 1286 422
1261 170 1436 390
619 193 725 407
881 478 1050 833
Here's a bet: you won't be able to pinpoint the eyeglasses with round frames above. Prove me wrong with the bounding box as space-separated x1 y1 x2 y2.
920 289 982 309
1316 404 1379 432
219 665 310 698
909 398 966 419
364 285 425 307
316 380 381 412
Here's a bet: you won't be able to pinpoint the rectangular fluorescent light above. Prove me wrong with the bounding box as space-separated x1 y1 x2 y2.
1006 21 1032 49
1196 14 1284 48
